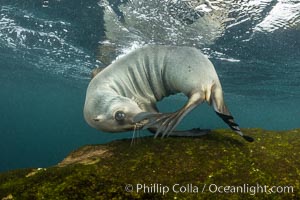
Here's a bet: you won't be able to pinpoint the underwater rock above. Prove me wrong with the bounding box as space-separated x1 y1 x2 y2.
0 128 299 199
58 145 112 167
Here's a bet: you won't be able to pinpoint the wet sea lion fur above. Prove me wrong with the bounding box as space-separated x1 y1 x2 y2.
83 45 253 142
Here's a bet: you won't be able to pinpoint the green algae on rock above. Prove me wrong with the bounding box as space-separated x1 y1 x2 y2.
0 128 299 199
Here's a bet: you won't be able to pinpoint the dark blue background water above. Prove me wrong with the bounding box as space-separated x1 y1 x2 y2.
0 0 299 172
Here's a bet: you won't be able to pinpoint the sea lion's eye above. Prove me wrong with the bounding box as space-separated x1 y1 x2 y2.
115 111 126 121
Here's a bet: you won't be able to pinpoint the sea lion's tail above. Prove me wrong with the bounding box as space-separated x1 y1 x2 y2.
210 84 254 142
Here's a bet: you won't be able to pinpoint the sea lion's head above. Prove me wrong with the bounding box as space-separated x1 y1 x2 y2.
84 92 144 132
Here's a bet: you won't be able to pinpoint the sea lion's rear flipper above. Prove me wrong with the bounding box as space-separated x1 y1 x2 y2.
133 112 172 132
133 93 205 138
212 84 254 142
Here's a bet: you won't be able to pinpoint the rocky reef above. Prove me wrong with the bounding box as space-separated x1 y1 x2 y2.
0 128 299 199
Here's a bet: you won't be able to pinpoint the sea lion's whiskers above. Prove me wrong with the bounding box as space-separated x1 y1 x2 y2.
136 124 140 144
131 124 137 146
131 123 143 146
136 123 143 144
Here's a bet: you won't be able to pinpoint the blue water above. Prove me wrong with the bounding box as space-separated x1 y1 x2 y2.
0 0 299 172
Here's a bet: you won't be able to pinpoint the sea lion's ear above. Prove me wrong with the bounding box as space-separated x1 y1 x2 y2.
91 67 104 79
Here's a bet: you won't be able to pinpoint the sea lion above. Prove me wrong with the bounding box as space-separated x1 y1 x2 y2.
83 45 253 142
